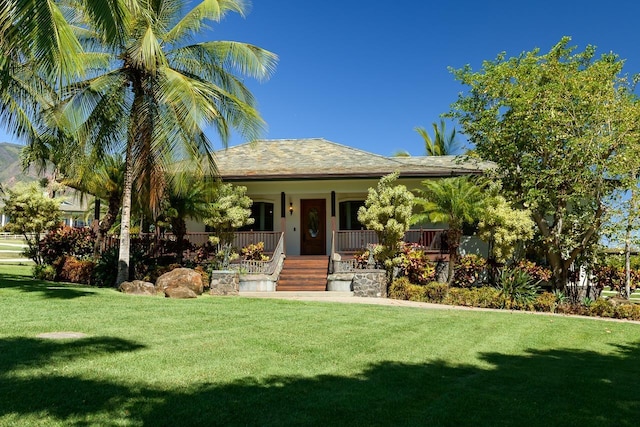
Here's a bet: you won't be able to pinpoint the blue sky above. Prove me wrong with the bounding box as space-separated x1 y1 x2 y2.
2 0 640 156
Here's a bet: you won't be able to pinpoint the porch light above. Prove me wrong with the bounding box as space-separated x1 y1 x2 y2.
289 202 294 215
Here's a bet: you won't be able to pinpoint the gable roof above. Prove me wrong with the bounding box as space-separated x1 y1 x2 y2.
214 138 491 181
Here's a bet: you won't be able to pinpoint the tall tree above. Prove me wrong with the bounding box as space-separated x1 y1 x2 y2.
413 176 485 284
449 37 640 290
53 0 277 285
414 119 459 156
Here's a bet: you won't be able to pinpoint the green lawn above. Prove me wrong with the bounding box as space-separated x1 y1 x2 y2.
1 266 639 426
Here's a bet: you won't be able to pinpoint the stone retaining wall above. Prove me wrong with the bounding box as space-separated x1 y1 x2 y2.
210 271 239 295
353 270 387 298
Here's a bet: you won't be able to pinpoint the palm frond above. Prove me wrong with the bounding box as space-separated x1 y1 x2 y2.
163 0 247 44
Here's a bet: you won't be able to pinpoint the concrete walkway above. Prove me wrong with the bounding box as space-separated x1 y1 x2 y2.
238 291 640 324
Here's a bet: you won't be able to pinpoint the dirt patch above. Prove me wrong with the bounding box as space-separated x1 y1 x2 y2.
37 332 88 339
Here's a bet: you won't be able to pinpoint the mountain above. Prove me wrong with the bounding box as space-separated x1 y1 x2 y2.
0 142 42 188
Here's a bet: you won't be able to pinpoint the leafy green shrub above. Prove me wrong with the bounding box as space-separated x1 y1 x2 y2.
39 226 95 265
422 282 449 303
496 268 540 310
589 298 615 318
389 279 448 303
32 264 56 281
453 254 486 287
396 243 436 285
58 256 95 284
389 277 411 300
534 292 557 313
241 242 269 261
614 303 640 321
405 283 430 302
446 287 501 308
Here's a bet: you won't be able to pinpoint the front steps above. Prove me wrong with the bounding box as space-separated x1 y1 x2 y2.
277 255 328 291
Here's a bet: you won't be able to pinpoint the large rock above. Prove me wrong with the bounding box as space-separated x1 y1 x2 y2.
164 286 198 299
119 280 157 296
156 268 204 295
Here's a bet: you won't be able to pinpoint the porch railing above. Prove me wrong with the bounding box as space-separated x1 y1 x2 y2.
330 229 446 273
100 231 282 254
333 229 445 254
231 232 285 275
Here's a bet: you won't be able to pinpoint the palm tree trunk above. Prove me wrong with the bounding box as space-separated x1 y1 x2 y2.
116 144 134 285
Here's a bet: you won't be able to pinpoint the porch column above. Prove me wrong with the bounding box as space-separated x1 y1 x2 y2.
331 191 336 234
280 192 286 254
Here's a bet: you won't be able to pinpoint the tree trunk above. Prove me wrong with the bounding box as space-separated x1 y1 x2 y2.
446 228 461 285
93 194 121 257
172 217 187 264
116 144 134 286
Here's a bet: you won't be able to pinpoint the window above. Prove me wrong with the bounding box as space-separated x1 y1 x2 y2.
239 202 274 231
339 200 365 230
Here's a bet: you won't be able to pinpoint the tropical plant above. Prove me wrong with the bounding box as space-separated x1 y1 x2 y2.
160 171 215 263
58 154 126 256
46 0 277 286
414 119 459 156
495 268 540 310
413 176 486 284
452 254 487 288
357 172 414 277
397 242 436 285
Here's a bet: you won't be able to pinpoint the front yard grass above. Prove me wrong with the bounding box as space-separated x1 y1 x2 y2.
1 265 639 426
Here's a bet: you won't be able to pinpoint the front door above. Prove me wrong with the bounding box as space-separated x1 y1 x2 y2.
300 199 326 255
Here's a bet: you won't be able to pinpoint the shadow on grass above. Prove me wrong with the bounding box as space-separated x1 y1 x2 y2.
1 337 639 426
0 273 98 299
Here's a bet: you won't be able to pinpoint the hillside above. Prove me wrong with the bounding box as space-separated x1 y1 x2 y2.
0 142 41 188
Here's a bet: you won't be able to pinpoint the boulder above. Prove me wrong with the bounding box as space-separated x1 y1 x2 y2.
164 285 198 299
156 268 204 295
119 280 157 296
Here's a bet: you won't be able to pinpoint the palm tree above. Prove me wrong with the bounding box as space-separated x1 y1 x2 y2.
0 1 140 142
415 119 459 156
60 154 126 256
413 176 486 283
54 0 277 285
160 171 215 263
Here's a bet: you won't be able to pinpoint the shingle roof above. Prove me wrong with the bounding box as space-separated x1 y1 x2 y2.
214 138 491 180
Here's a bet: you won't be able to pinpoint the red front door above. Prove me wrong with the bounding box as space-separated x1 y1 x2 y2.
300 199 326 255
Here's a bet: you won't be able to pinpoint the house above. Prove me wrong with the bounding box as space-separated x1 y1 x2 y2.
187 138 490 259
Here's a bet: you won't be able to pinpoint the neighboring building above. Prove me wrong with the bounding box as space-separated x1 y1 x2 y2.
187 138 491 256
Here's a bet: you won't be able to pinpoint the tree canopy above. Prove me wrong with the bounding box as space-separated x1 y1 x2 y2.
449 37 640 289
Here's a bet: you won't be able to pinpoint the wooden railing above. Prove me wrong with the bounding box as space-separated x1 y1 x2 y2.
330 229 446 273
100 231 282 253
333 229 445 254
232 232 285 275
